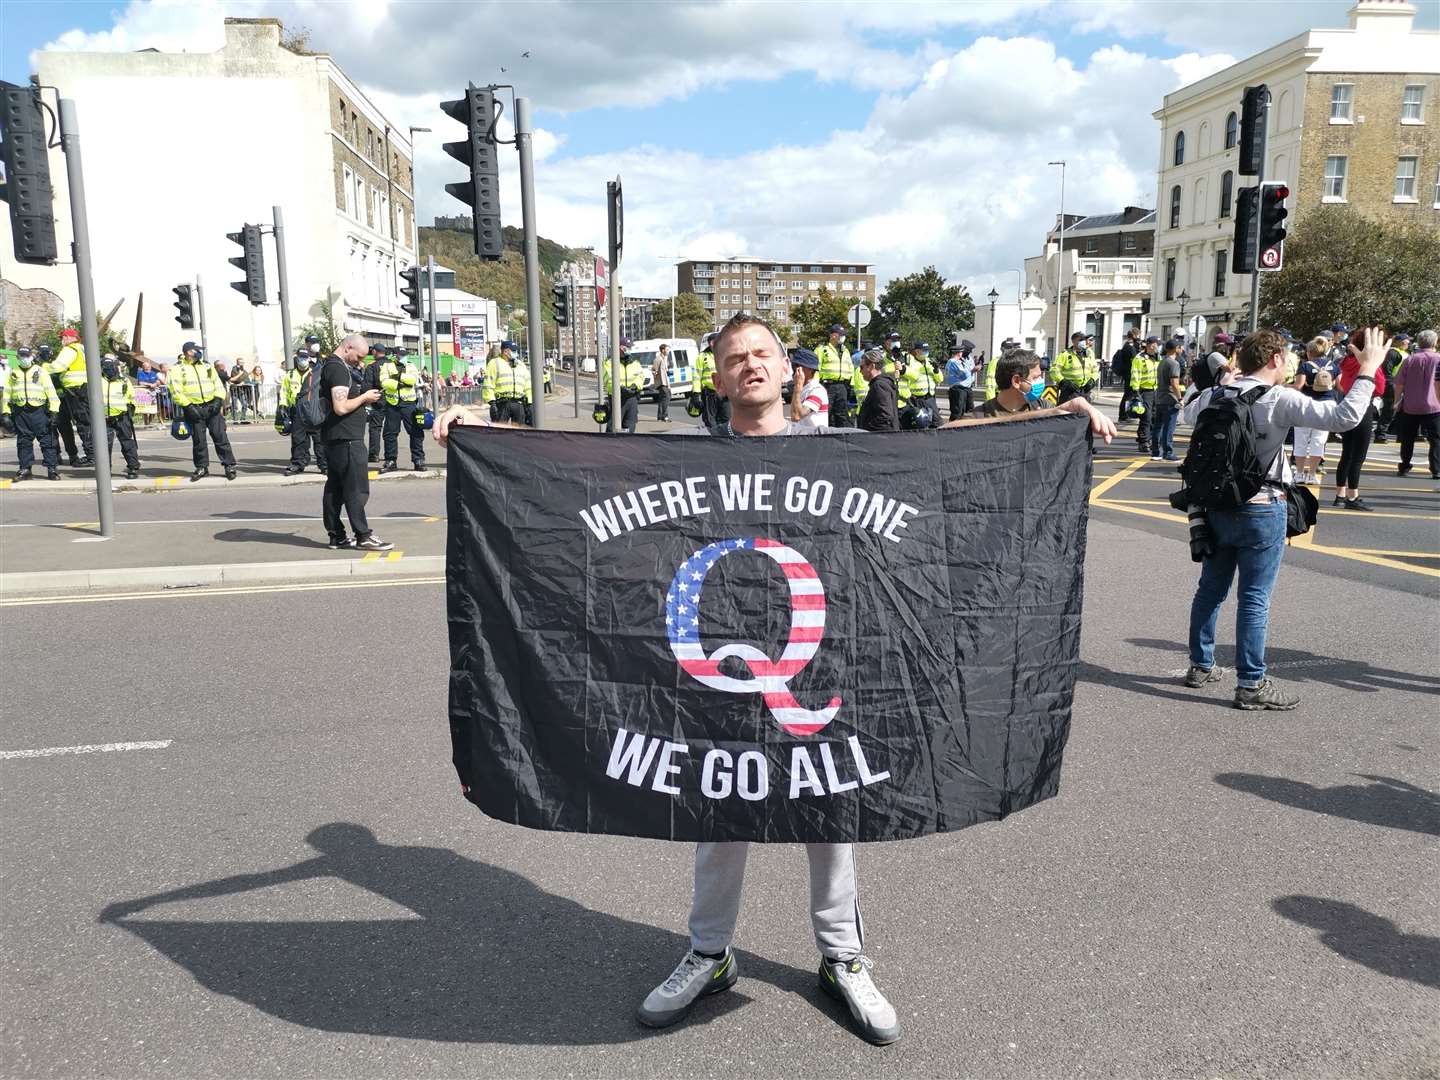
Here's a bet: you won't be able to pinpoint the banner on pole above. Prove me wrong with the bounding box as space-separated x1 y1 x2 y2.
446 418 1091 843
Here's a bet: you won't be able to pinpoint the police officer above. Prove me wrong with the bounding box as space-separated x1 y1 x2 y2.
363 342 388 462
603 338 646 433
99 354 142 479
3 347 61 481
281 352 328 476
47 327 96 467
902 341 939 428
815 323 855 427
982 341 1009 403
1051 331 1101 404
1129 335 1160 455
170 341 237 481
693 332 729 428
1374 332 1410 443
485 341 532 425
379 345 427 472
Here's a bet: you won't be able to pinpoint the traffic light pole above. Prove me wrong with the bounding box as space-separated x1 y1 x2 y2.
57 97 114 539
1248 92 1269 334
514 96 546 428
570 279 578 418
272 205 294 361
426 256 440 403
195 275 209 360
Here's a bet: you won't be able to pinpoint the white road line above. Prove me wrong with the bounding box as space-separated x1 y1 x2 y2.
0 515 445 529
0 739 173 761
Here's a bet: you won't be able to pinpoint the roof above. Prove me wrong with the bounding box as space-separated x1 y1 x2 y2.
1068 210 1156 230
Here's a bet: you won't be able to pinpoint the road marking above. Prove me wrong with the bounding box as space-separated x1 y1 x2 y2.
0 516 445 529
1088 460 1144 503
361 550 405 562
0 575 444 607
0 479 10 489
1342 547 1440 559
0 739 172 761
1098 497 1438 522
154 477 183 487
368 470 378 480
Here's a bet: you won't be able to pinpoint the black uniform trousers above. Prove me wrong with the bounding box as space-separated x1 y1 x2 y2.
105 411 141 471
366 408 384 460
11 405 59 471
823 380 854 427
323 439 372 541
1133 390 1155 450
700 388 730 428
55 387 96 462
948 384 973 422
183 400 236 470
383 401 426 466
606 390 639 434
492 397 528 425
1396 412 1440 477
289 422 328 470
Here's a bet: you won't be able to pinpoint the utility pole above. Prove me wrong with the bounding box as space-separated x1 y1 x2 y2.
1248 92 1270 334
272 205 293 363
569 276 579 418
607 178 623 433
426 256 439 396
57 98 113 537
514 96 545 427
195 274 209 360
1048 160 1067 359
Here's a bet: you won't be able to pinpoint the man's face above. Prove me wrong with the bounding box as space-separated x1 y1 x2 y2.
1011 365 1043 394
829 331 842 345
1145 343 1158 355
714 324 790 406
860 358 881 384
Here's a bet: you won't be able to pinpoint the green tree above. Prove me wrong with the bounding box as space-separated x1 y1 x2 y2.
34 317 129 356
1260 205 1440 335
790 289 861 349
293 290 341 354
647 293 712 341
873 266 975 351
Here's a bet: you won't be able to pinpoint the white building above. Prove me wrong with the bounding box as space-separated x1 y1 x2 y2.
0 18 418 365
971 290 1051 359
1150 0 1439 339
416 266 500 371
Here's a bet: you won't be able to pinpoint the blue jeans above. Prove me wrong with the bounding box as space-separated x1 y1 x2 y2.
1188 501 1287 687
1152 405 1178 458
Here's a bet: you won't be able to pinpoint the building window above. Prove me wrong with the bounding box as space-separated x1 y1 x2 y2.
857 281 866 291
1214 251 1227 297
1164 257 1176 301
1401 84 1424 123
809 265 820 273
1173 131 1185 166
825 280 837 290
1169 185 1182 228
1323 155 1348 200
1085 238 1097 252
342 166 355 217
1394 156 1418 201
1124 234 1136 251
1434 165 1440 208
1330 84 1353 122
1219 170 1234 218
841 281 854 291
1225 110 1238 149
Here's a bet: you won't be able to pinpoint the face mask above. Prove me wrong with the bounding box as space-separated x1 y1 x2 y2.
1025 377 1046 402
309 344 321 355
18 355 32 370
297 357 311 370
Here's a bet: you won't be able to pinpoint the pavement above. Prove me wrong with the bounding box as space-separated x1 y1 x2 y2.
1 515 1435 1078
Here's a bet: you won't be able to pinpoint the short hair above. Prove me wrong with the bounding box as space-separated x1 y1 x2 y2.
340 333 368 353
1238 329 1288 374
996 349 1041 391
1418 329 1438 349
1305 336 1329 359
711 312 784 363
861 347 886 366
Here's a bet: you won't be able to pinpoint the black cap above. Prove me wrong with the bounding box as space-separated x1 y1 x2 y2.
305 334 320 344
828 323 845 335
1071 331 1086 341
182 341 198 352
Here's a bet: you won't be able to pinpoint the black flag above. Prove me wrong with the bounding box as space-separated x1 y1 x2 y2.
447 417 1091 843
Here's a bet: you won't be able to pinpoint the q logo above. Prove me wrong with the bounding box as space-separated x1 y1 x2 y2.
665 538 841 736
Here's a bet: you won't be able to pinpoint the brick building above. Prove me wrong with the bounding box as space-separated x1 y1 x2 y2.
1150 0 1438 340
676 259 876 332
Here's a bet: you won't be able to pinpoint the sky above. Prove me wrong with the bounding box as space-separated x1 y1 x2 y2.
3 0 1435 301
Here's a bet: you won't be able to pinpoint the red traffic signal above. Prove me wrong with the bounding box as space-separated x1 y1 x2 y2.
1257 180 1288 273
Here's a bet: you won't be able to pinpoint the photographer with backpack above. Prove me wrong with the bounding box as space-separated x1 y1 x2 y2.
1176 326 1388 711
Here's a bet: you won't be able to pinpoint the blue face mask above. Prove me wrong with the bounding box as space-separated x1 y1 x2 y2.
1025 377 1046 402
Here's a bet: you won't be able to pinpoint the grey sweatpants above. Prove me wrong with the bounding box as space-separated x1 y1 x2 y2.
688 842 863 961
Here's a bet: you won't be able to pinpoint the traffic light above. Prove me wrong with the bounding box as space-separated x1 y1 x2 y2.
1238 84 1268 177
399 265 422 320
1256 181 1289 272
0 81 58 265
440 83 502 260
552 281 569 326
173 284 195 329
226 223 266 304
1231 185 1259 275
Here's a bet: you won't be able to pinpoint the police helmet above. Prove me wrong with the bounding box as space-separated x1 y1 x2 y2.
275 413 293 436
899 404 934 431
36 345 52 361
16 347 33 368
170 417 191 440
686 393 703 418
305 335 321 344
592 401 610 426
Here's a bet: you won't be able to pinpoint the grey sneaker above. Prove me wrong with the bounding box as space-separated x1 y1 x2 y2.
819 956 901 1046
636 948 737 1028
1184 665 1225 688
1234 680 1299 711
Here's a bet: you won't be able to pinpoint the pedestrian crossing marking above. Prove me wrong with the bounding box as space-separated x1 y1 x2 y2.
154 477 182 487
361 550 404 562
1087 460 1144 503
423 516 440 522
368 470 378 480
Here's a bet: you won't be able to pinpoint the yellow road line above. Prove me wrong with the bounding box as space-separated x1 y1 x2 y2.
1088 460 1145 503
360 550 405 563
1341 547 1440 559
0 575 444 608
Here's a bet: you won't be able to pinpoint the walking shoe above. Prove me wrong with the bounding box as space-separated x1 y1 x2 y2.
189 468 209 482
47 469 60 480
636 948 738 1028
1332 495 1346 507
1184 665 1225 688
413 462 427 472
14 468 32 482
1397 464 1412 477
1150 454 1162 462
283 465 303 476
354 534 394 552
1162 454 1179 462
224 467 237 481
125 467 139 480
67 455 80 467
327 535 353 550
1234 680 1300 711
379 461 399 474
367 453 380 464
1343 497 1372 512
819 956 901 1046
77 456 93 466
1373 435 1389 444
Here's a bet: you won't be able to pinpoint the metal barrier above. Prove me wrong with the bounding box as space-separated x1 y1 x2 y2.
438 385 484 408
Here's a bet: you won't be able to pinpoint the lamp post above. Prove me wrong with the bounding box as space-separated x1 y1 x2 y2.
407 125 430 375
1048 160 1066 359
660 254 689 340
1177 289 1190 345
987 286 999 356
1013 268 1024 343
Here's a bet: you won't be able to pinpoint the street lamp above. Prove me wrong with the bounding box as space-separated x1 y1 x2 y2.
1048 160 1066 359
987 286 999 355
407 125 431 393
1177 289 1190 341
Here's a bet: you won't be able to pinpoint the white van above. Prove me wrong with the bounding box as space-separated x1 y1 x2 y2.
626 337 700 399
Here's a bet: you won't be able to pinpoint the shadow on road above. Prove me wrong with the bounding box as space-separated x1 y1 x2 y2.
1076 662 1200 705
1216 773 1440 836
213 527 328 549
1272 895 1440 990
1127 638 1440 697
98 823 815 1045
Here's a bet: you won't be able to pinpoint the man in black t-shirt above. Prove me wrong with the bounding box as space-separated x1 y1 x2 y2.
320 334 391 551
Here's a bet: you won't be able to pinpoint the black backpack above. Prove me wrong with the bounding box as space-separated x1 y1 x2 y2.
293 360 331 430
1174 385 1271 510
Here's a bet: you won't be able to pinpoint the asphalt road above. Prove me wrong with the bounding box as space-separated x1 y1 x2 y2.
2 516 1436 1078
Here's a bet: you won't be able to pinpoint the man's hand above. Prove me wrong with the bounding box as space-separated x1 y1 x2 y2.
1057 396 1116 443
360 388 381 405
1351 325 1390 378
434 404 489 447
